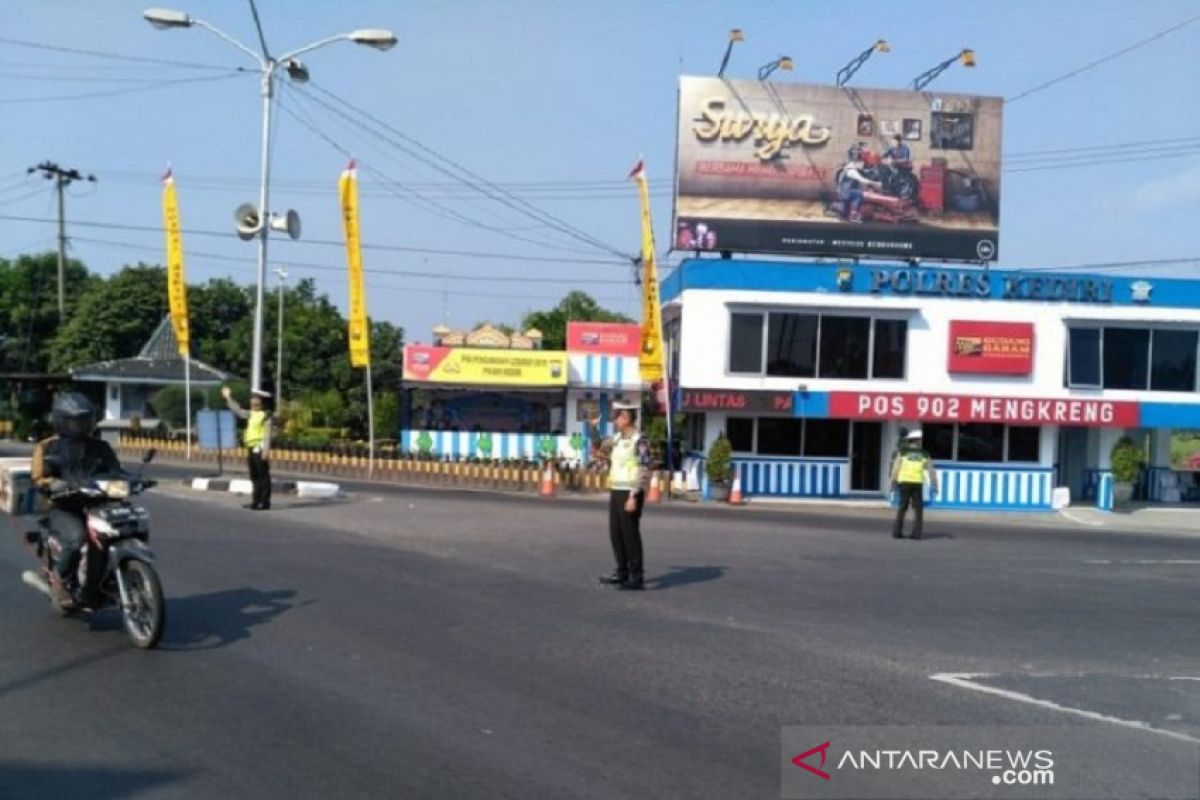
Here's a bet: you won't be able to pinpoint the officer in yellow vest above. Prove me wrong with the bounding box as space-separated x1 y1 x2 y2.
889 429 938 539
223 386 273 510
588 401 651 590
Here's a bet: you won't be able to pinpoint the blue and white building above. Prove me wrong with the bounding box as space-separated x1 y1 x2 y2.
664 259 1200 510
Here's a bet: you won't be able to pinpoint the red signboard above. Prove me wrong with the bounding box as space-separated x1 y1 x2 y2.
680 389 793 414
566 322 642 356
948 321 1034 375
828 391 1139 427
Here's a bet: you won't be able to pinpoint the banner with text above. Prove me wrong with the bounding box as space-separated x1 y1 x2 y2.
566 321 642 356
403 346 568 387
827 392 1139 427
161 168 189 357
948 321 1034 375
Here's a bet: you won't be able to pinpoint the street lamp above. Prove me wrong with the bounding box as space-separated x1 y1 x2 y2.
912 48 975 91
836 39 889 87
143 7 396 394
274 267 287 404
716 28 744 78
757 56 793 81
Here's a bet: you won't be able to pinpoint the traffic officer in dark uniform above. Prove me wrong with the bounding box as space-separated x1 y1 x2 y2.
588 401 651 590
889 429 938 540
223 386 273 510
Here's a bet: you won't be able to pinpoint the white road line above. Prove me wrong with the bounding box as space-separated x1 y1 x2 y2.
929 672 1200 745
1058 510 1104 527
1083 559 1200 565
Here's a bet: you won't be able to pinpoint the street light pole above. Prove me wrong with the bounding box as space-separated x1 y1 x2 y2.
143 7 397 394
274 266 287 403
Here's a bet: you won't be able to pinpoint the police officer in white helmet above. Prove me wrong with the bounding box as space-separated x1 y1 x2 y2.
889 428 939 540
588 400 651 590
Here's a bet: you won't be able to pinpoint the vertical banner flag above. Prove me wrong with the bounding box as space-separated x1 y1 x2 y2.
630 159 664 382
162 167 189 357
339 160 371 368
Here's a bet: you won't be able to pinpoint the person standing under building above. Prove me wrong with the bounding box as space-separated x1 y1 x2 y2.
222 386 273 510
889 429 938 540
588 401 651 590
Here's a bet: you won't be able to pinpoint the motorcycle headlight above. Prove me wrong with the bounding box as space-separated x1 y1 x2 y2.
96 479 130 499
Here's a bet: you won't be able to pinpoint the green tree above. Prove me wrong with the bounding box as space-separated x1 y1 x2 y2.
520 291 631 350
48 263 167 371
0 252 95 374
152 385 207 428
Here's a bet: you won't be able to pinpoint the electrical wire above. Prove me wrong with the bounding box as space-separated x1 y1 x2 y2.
0 71 249 104
0 36 242 71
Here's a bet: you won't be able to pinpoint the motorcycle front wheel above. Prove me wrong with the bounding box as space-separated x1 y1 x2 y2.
120 560 165 649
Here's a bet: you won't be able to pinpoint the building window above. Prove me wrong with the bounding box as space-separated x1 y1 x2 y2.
766 313 818 377
804 419 850 457
818 316 870 379
1067 328 1101 388
1103 327 1150 390
872 319 907 379
729 313 764 373
957 423 1005 463
1150 329 1198 392
757 417 803 456
1007 426 1040 462
726 417 754 453
686 413 706 453
930 112 974 150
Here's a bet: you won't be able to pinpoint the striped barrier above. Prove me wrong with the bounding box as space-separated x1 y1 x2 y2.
921 465 1054 511
697 457 847 498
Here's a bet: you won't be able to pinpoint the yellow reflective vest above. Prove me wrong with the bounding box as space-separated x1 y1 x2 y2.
244 410 267 449
895 451 930 484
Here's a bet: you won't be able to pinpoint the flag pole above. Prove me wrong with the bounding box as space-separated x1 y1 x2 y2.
366 361 375 477
184 355 192 460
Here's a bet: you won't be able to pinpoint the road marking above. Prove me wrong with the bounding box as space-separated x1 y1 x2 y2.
1082 559 1200 565
930 672 1200 745
1058 510 1104 527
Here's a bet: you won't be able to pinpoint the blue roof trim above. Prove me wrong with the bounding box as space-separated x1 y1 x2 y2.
661 259 1200 311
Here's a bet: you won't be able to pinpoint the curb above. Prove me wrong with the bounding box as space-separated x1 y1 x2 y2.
184 477 342 499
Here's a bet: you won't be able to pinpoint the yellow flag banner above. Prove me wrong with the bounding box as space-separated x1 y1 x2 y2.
630 160 664 381
339 160 370 368
162 168 189 357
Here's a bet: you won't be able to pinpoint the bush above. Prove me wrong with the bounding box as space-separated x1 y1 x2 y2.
1110 436 1143 484
706 433 733 485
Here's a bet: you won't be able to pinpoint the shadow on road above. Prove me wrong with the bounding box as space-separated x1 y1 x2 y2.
162 588 309 651
0 762 191 800
647 565 727 591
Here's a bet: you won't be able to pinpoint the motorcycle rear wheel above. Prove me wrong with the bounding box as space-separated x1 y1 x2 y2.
120 560 165 650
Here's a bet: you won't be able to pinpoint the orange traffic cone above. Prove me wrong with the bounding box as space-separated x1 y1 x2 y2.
647 472 662 503
539 465 556 498
728 473 745 505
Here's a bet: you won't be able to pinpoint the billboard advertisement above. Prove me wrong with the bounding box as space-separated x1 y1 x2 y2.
403 345 567 387
566 322 642 356
674 76 1003 262
947 321 1034 375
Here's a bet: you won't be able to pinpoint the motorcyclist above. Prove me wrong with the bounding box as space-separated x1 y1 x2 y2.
30 392 122 609
835 149 883 223
883 134 911 164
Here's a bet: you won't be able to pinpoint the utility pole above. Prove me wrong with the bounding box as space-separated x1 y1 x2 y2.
274 267 287 403
27 161 96 317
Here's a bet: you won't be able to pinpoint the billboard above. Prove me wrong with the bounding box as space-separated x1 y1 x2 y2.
947 321 1034 375
566 322 642 356
826 392 1138 427
674 76 1003 262
403 346 567 387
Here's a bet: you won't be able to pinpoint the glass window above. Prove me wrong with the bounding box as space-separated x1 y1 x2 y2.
958 423 1005 463
818 316 870 379
757 417 803 456
1103 328 1150 390
1067 328 1101 387
726 417 754 453
729 313 763 374
804 419 850 457
1151 329 1198 392
1007 426 1040 462
766 313 818 377
923 423 955 460
872 319 907 379
930 112 974 150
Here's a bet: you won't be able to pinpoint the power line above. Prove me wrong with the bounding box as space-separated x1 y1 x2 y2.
0 71 249 104
0 36 241 71
1007 11 1200 103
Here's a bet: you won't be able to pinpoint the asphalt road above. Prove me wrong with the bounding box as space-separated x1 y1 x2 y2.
1 459 1198 799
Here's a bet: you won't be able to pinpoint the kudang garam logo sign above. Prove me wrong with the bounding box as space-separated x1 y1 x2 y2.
947 321 1034 375
566 322 642 357
674 76 1003 263
403 345 568 387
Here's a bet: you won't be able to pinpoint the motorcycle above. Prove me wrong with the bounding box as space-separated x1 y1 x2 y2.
21 450 165 649
864 159 920 202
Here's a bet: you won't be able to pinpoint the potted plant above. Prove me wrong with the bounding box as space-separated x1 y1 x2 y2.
706 433 734 502
1109 436 1142 505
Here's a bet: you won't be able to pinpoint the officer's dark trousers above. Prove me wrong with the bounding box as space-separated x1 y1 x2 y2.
49 508 86 581
892 483 924 539
608 489 645 579
248 449 272 509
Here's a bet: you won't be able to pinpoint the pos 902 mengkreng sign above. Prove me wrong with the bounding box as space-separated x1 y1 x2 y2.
948 321 1034 375
403 345 568 387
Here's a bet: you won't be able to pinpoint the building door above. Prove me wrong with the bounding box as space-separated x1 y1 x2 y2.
1057 427 1089 502
851 421 883 491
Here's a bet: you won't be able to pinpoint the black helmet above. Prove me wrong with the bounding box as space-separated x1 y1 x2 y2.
51 391 96 440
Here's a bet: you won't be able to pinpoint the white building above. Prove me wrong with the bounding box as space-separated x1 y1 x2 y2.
664 258 1200 510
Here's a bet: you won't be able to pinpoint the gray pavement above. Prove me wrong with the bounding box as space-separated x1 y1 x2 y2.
1 455 1198 798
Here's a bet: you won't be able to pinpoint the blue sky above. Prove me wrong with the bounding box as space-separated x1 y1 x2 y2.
1 0 1198 343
